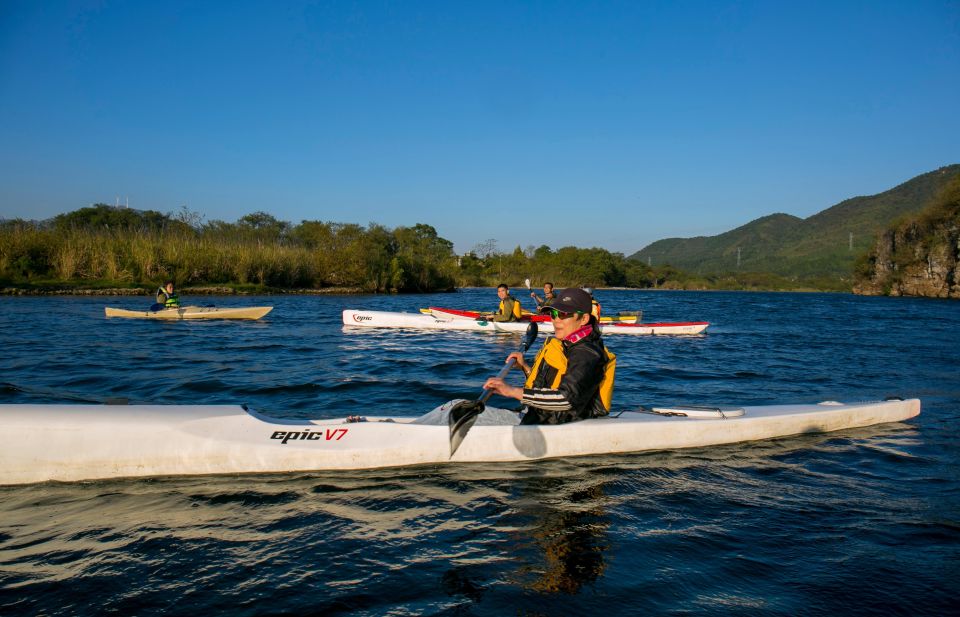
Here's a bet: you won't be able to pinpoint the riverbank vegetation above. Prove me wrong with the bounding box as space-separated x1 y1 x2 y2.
1 204 831 294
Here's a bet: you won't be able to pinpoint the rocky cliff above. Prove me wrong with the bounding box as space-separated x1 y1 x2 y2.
853 177 960 298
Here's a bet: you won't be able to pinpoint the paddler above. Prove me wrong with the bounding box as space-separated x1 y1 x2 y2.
156 281 181 308
480 283 523 322
582 287 601 319
530 282 556 309
482 287 616 424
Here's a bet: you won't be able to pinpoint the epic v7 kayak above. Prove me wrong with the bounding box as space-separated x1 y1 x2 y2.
0 398 919 485
342 310 709 335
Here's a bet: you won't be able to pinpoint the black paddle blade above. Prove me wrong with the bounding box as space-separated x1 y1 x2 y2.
449 323 538 457
449 399 485 456
521 322 538 351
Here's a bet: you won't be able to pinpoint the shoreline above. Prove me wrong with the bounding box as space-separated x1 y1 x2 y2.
0 286 370 296
3 285 852 296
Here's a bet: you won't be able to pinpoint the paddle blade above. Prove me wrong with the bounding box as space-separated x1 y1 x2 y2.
449 323 538 457
524 278 531 289
449 399 485 456
521 322 538 352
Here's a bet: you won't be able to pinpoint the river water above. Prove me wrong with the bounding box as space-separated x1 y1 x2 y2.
1 289 957 615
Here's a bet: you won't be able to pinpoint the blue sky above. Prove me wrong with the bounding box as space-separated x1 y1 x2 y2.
1 1 957 255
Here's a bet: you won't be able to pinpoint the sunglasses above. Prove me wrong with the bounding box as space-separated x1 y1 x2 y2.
549 309 583 320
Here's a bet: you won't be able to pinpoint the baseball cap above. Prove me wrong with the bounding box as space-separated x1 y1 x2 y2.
540 288 592 314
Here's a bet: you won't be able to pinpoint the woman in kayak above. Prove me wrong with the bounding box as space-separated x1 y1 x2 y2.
481 283 523 322
483 287 616 425
156 281 180 308
530 282 556 309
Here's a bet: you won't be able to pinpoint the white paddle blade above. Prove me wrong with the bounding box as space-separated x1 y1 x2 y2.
525 278 531 289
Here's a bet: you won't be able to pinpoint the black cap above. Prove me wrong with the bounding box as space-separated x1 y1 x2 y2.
541 287 592 314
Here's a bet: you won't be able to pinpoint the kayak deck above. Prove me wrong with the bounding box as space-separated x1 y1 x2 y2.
105 306 273 320
0 398 919 485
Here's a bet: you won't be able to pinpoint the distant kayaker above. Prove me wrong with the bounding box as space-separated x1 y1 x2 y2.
483 287 616 425
481 284 523 322
156 281 180 308
582 287 601 319
530 282 556 309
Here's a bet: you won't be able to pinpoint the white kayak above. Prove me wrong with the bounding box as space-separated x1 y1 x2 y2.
343 310 709 335
0 398 919 485
105 306 273 320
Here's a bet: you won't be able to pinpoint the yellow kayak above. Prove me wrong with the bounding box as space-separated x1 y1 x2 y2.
105 306 273 320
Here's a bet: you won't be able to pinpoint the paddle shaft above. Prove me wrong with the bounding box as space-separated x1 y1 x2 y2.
478 357 520 403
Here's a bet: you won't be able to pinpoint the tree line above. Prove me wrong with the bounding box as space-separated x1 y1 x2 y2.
1 204 697 292
1 204 849 293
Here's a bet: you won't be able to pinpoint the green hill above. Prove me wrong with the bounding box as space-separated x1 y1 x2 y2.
629 165 960 284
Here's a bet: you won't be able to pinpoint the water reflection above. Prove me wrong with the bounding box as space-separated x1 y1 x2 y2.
512 475 609 594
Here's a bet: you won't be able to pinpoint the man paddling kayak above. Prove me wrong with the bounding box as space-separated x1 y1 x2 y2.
530 282 556 309
479 283 523 322
482 287 616 425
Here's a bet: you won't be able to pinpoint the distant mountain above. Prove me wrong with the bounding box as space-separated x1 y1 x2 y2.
629 165 960 283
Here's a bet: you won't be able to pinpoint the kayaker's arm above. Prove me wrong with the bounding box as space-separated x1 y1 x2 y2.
479 352 531 399
505 352 530 376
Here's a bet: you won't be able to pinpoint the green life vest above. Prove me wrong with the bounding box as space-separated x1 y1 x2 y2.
157 288 180 308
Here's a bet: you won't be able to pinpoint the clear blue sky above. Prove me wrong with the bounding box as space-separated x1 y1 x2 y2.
1 1 957 255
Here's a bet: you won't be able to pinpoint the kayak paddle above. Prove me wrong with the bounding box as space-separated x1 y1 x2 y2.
449 322 538 456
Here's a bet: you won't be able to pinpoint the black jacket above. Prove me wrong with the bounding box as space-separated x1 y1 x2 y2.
520 328 608 425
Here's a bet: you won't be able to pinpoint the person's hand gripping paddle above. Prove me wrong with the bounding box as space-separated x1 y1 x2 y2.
449 322 538 456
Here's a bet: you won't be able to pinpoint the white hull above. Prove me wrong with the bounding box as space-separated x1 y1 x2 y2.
105 306 273 320
0 398 919 485
342 310 708 335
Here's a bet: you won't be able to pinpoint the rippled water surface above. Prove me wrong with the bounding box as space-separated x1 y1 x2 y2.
1 290 958 615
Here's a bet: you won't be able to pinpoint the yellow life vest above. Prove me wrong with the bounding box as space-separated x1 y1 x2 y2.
591 299 601 320
499 295 523 320
524 337 616 411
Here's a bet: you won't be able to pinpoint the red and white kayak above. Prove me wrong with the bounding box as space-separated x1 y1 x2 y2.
423 306 641 323
0 398 919 485
343 310 709 335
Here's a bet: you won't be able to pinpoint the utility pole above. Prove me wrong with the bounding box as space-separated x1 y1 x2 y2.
737 247 741 268
849 232 853 251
